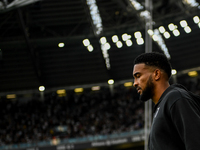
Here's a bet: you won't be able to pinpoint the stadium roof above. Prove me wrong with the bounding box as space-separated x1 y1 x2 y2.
0 0 200 94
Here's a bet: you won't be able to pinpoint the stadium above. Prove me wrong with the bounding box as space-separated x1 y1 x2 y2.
0 0 200 150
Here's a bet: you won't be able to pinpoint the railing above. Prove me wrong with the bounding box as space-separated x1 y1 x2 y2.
0 129 144 150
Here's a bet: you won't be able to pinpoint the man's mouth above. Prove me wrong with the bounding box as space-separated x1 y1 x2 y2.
137 88 142 94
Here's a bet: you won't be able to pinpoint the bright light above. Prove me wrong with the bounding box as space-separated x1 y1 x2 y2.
193 16 200 23
198 22 200 28
180 20 188 28
74 88 84 93
184 26 192 33
158 26 166 33
168 23 175 31
86 0 103 35
134 31 142 38
100 37 107 44
124 82 133 87
147 29 154 36
122 33 128 41
136 38 144 45
188 71 198 77
152 35 158 41
116 41 123 48
129 0 144 10
39 86 45 92
108 79 114 85
58 43 64 48
126 40 133 47
112 35 119 43
87 45 94 52
172 69 177 75
173 29 180 36
163 31 171 39
91 86 100 91
104 42 111 50
83 39 90 46
57 89 66 95
6 94 16 99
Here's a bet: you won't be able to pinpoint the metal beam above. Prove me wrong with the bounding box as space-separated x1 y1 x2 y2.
17 8 42 84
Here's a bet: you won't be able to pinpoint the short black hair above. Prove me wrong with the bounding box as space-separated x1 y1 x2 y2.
134 52 172 79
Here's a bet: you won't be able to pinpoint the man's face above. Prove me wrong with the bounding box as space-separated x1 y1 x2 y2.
133 63 155 102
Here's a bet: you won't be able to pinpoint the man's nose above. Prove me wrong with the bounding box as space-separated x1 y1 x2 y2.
133 79 138 87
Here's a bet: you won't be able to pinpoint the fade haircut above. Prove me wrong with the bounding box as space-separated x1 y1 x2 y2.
134 52 172 79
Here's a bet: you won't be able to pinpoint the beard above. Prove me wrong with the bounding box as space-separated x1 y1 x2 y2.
139 75 154 102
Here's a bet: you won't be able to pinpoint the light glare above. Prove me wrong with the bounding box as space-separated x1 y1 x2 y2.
158 26 166 33
87 45 94 52
112 35 119 43
184 26 192 33
126 40 133 47
163 31 170 39
193 16 200 23
116 41 123 48
173 29 180 36
180 20 188 27
100 37 107 44
39 86 45 92
108 79 114 85
168 23 175 31
136 38 144 45
83 39 90 46
58 43 64 48
134 31 142 38
172 69 177 75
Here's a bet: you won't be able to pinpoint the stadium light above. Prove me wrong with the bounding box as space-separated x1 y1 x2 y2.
86 0 103 35
108 79 114 85
83 39 90 47
39 86 45 92
58 43 64 48
158 26 166 34
173 29 180 36
180 20 188 28
172 69 177 75
100 37 107 44
112 35 119 43
87 45 94 52
116 41 123 48
126 40 133 47
184 26 192 33
193 16 200 23
163 31 171 39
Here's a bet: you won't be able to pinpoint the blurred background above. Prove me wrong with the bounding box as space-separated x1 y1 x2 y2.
0 0 200 149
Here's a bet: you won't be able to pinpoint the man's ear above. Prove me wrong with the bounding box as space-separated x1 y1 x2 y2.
154 69 161 81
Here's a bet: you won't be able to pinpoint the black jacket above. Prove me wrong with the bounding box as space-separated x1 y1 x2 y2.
148 84 200 150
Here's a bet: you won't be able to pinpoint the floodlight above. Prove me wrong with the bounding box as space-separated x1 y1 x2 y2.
108 79 114 85
180 20 188 27
126 40 133 47
112 35 119 43
193 16 200 23
83 39 90 47
163 31 170 39
58 43 64 48
184 26 192 33
136 38 144 45
100 37 107 44
172 29 180 36
168 23 175 31
158 26 165 33
87 45 93 52
134 31 142 38
116 41 123 48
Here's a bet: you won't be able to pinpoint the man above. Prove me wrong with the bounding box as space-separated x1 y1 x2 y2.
133 52 200 150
